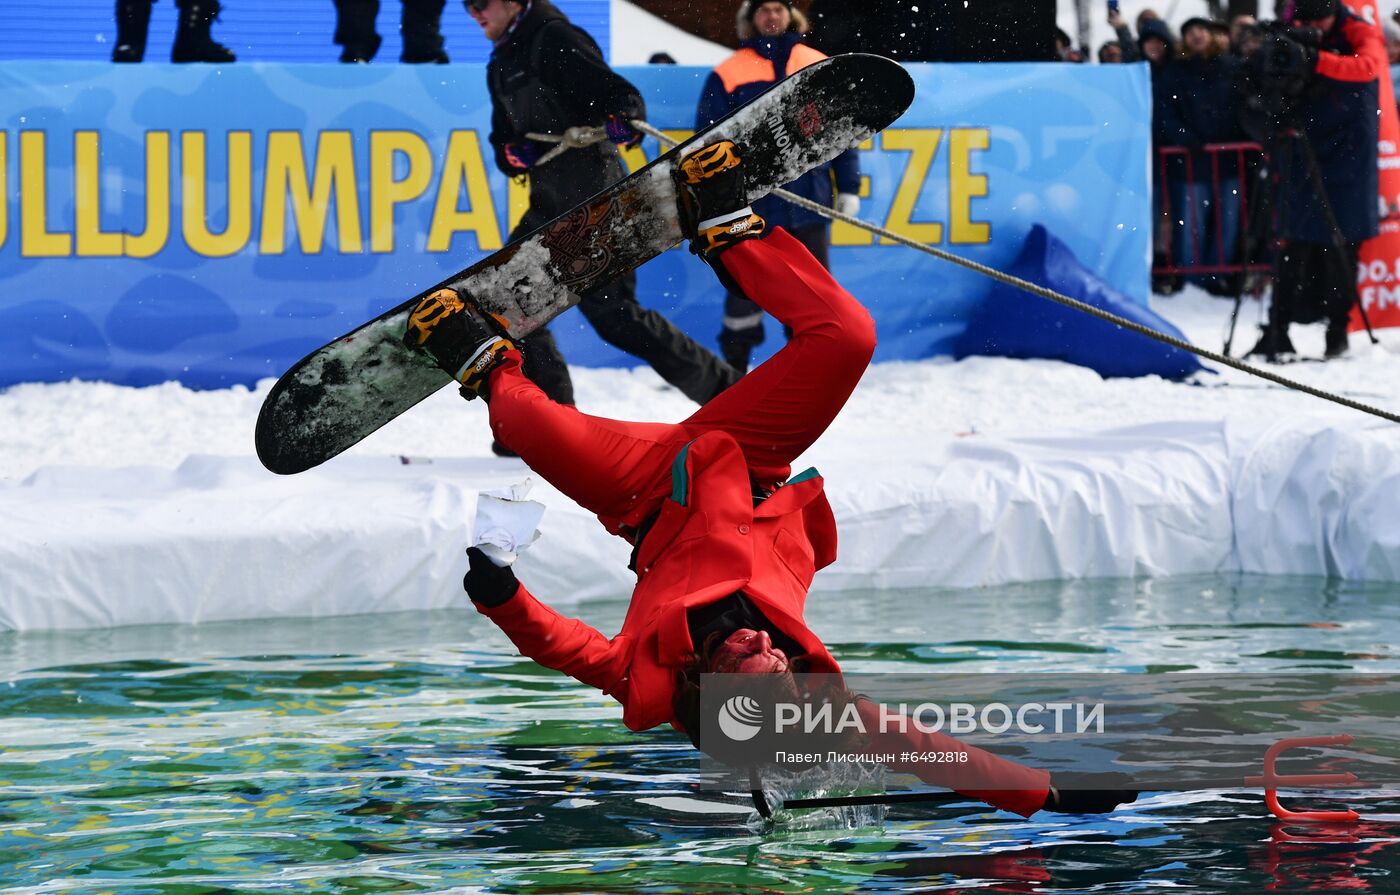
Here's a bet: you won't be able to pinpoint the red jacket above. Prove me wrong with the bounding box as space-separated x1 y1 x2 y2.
477 427 842 732
475 428 1052 817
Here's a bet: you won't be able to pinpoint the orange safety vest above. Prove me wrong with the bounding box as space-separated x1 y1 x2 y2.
714 42 827 95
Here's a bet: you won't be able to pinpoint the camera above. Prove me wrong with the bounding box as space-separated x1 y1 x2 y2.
1239 21 1322 131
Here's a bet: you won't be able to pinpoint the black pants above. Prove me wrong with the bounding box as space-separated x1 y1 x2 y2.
332 0 446 62
1255 239 1360 356
720 222 829 372
510 208 740 408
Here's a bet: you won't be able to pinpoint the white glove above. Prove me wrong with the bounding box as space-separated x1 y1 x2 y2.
471 478 546 567
834 193 860 219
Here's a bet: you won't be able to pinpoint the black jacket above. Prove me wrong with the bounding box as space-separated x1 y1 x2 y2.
486 0 645 217
1280 6 1382 244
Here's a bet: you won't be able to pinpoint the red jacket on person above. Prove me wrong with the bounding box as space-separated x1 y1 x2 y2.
473 228 1051 817
477 426 843 733
476 434 1051 818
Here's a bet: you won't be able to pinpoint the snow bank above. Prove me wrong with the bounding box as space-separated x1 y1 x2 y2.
2 289 1398 631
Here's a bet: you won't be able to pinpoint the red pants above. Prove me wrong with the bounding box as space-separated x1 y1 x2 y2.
486 228 876 531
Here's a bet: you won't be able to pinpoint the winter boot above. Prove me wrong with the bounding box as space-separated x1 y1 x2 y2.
112 0 154 62
403 288 514 400
676 141 766 260
1324 324 1350 359
172 0 236 63
1245 324 1297 362
333 0 382 63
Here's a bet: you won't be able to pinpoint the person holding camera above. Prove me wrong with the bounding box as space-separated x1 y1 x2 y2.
1248 0 1382 360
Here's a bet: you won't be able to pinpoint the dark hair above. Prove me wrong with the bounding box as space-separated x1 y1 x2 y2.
671 630 807 750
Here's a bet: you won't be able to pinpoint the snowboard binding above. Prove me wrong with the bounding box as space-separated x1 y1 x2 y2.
404 288 514 400
676 140 766 260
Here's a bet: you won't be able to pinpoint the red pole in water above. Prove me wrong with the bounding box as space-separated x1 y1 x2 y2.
1244 735 1362 823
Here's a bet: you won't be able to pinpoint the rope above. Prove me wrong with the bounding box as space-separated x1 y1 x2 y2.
524 126 608 166
629 118 1400 426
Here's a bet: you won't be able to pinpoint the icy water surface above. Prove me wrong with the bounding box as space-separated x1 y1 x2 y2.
2 574 1399 894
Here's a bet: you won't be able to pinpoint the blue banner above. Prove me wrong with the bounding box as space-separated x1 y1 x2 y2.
0 61 1150 388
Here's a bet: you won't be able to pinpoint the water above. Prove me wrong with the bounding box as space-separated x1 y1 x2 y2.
2 574 1398 894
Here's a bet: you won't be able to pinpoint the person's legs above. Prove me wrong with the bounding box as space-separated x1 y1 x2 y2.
333 0 382 62
171 0 235 63
681 226 875 488
1323 242 1361 358
487 352 684 525
400 0 448 62
517 325 574 407
113 0 154 61
1251 240 1303 359
718 290 766 374
578 272 740 404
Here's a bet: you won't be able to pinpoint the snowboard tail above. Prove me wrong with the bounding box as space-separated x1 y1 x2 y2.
256 54 915 475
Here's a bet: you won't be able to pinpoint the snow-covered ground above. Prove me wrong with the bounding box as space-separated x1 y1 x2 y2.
2 286 1398 632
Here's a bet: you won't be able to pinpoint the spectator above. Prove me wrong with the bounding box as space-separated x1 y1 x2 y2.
1109 6 1141 62
1248 0 1382 359
1383 17 1400 63
1209 18 1233 54
1055 27 1086 62
1166 17 1247 294
1230 14 1258 47
1099 40 1124 63
1234 22 1265 58
332 0 450 63
648 52 678 64
694 0 862 373
1140 17 1186 293
112 0 234 62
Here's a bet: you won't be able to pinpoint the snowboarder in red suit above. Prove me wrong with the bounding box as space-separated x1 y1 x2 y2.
404 140 1135 819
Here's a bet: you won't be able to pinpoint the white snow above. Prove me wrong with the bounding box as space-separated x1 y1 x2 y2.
2 286 1398 632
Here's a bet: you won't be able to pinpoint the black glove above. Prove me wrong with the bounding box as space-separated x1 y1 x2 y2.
1042 774 1139 813
464 546 519 608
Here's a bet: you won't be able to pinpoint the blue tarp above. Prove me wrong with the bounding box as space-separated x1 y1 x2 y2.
952 224 1206 380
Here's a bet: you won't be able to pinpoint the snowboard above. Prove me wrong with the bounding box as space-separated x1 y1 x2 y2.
256 53 915 475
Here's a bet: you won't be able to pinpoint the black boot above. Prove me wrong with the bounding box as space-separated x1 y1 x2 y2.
1246 324 1296 362
333 0 382 62
112 0 154 62
1324 323 1350 359
172 0 236 63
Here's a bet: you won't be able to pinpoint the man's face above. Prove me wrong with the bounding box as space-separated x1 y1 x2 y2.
1183 23 1211 53
1101 43 1123 63
711 628 790 675
752 2 792 38
1142 36 1166 62
467 0 519 42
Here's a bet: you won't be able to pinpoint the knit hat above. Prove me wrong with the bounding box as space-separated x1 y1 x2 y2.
1137 17 1175 51
1180 16 1214 36
1292 0 1339 21
736 0 807 40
